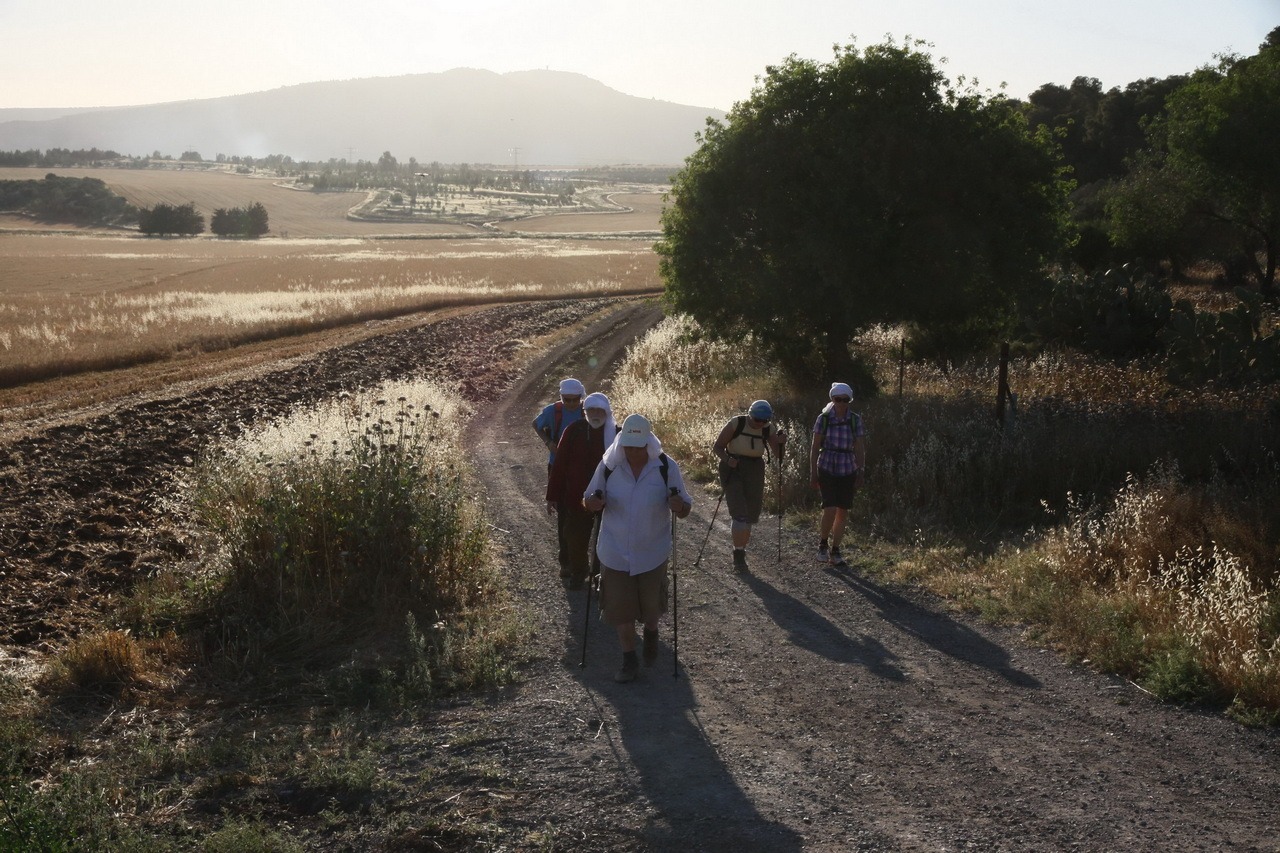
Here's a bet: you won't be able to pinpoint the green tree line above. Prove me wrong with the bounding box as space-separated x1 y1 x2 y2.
137 202 203 236
0 173 136 225
210 202 269 237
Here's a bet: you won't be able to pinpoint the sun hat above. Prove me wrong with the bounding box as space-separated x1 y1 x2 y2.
748 400 773 420
618 413 652 447
559 378 585 396
829 382 854 400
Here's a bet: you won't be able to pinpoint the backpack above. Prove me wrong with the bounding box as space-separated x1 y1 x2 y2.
730 415 772 462
817 409 861 453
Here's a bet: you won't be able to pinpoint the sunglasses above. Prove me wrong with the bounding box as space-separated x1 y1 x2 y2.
831 396 851 403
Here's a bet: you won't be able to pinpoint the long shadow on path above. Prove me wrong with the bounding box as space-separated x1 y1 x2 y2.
563 587 805 853
739 571 906 683
826 563 1042 688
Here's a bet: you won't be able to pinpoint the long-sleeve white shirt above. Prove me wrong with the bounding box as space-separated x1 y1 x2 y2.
584 452 692 576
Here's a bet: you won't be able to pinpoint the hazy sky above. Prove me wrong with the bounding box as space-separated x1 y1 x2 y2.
2 0 1274 110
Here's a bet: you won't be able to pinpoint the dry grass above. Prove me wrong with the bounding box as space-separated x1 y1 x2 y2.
0 232 660 386
611 315 1280 721
38 629 154 695
0 167 665 387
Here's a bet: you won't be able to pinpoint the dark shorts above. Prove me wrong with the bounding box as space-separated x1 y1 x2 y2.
720 456 766 524
818 471 856 510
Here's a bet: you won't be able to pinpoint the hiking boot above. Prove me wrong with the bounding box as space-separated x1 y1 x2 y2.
816 542 830 563
643 628 659 666
615 652 639 683
733 549 749 573
830 546 847 567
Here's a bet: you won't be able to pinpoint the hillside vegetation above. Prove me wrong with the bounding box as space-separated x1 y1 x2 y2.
0 173 135 226
609 313 1280 723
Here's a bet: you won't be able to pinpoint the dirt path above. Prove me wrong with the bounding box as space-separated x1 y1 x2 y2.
0 297 1276 850
464 306 1280 851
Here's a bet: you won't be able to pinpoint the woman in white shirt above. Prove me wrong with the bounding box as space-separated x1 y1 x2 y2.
583 413 693 683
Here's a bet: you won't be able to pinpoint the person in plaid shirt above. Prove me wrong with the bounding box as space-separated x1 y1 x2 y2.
808 382 866 567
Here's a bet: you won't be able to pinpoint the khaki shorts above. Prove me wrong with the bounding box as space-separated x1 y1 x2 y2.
599 562 668 625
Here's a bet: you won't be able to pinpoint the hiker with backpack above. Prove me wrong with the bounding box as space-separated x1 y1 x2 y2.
533 378 586 579
711 400 787 573
809 383 866 567
583 414 692 683
546 392 618 590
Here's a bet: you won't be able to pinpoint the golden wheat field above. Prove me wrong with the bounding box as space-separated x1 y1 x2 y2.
0 167 664 386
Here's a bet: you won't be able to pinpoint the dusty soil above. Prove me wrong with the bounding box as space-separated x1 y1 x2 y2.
1 296 1277 851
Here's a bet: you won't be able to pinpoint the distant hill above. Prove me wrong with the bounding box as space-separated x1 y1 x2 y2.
0 69 723 166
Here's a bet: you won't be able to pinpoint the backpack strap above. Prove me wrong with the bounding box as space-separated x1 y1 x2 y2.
730 416 772 463
602 452 670 487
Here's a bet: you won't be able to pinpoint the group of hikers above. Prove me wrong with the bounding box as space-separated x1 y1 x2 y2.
534 378 866 683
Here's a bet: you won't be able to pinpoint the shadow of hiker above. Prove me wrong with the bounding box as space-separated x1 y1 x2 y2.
564 585 806 853
826 563 1042 689
739 571 905 682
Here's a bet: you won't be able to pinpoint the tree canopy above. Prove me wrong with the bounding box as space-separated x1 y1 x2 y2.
138 202 204 236
1104 39 1280 294
657 39 1070 383
0 174 135 225
210 202 269 238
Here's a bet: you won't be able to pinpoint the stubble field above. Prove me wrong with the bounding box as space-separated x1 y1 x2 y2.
0 167 664 389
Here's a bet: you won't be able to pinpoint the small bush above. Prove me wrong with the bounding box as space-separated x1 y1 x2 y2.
39 630 147 696
1140 638 1220 706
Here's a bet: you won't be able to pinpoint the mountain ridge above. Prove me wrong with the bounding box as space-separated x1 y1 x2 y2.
0 69 723 166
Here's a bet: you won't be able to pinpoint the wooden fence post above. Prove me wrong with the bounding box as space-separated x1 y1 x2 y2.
996 342 1010 427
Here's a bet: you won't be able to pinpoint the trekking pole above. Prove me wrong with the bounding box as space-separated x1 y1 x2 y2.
670 486 680 679
696 491 727 563
777 451 784 565
580 491 603 670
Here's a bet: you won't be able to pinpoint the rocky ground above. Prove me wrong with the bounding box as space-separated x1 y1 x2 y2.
1 296 1277 851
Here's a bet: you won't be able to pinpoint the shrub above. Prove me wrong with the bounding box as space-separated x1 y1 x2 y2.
184 381 519 694
39 630 148 696
1029 265 1172 356
137 201 203 236
1162 288 1280 386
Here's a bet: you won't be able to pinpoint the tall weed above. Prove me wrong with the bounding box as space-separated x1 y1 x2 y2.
182 379 519 694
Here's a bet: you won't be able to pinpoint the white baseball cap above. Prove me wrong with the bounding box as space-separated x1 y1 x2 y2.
618 413 652 447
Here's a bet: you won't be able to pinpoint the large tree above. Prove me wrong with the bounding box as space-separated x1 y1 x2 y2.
1162 43 1280 294
1107 35 1280 293
657 40 1070 383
